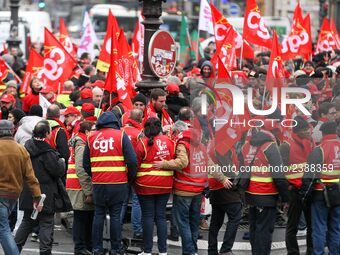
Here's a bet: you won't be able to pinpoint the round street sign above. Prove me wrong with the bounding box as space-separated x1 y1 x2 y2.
148 30 177 78
229 3 240 16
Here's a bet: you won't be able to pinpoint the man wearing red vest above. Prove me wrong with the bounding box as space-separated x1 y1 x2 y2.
66 121 95 255
83 111 137 255
240 129 289 255
301 121 340 255
145 88 173 132
280 116 314 255
208 148 242 255
154 127 208 255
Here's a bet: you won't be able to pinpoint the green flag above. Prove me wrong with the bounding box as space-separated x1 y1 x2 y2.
179 15 192 65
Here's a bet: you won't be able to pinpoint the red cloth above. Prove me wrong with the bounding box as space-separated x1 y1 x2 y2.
22 94 39 113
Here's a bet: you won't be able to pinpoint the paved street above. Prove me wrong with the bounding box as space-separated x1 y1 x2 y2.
1 220 307 255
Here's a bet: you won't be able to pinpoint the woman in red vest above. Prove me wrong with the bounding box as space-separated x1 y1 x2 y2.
134 118 175 255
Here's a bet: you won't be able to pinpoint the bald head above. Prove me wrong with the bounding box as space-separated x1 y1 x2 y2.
47 104 60 119
63 80 74 90
129 109 143 123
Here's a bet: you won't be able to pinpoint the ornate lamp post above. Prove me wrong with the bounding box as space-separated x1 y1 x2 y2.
136 0 167 96
6 0 21 50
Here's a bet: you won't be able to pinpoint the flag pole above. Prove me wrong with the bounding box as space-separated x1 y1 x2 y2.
3 60 22 83
239 39 244 70
261 86 267 109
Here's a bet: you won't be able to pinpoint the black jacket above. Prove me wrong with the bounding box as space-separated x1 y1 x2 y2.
166 94 188 121
20 139 65 214
240 131 289 207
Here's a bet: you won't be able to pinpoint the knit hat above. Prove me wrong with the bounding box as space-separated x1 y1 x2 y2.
6 80 18 89
320 121 337 135
80 88 93 99
0 120 14 130
292 116 309 133
166 83 180 94
132 93 147 105
28 104 43 117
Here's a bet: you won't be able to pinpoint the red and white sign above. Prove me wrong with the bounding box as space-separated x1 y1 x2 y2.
148 30 176 78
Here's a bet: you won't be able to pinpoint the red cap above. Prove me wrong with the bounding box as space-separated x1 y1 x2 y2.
91 80 105 89
191 67 201 75
40 85 54 94
80 88 93 99
62 106 80 116
81 103 95 113
85 116 97 122
0 94 15 103
166 83 180 94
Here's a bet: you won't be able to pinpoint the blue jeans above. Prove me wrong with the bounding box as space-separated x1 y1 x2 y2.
120 187 142 234
311 200 340 255
138 193 170 253
92 185 128 255
0 198 19 255
173 194 201 255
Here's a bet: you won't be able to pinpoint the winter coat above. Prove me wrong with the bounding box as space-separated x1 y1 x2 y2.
14 116 43 145
20 139 65 214
67 134 94 211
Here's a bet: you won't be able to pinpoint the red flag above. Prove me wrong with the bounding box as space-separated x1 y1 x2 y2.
281 10 312 60
0 58 10 81
266 31 284 92
38 28 77 93
2 43 7 55
212 27 237 72
217 56 231 81
59 18 76 57
243 0 271 48
131 20 140 59
104 28 133 110
210 3 254 59
330 18 340 49
316 18 338 53
117 29 139 98
96 11 120 72
20 49 44 94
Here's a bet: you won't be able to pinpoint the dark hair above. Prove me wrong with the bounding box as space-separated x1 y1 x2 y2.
46 104 60 118
28 104 43 117
10 109 26 125
33 120 50 139
178 107 193 121
319 102 335 117
79 121 94 133
144 117 162 146
150 88 166 101
84 65 95 76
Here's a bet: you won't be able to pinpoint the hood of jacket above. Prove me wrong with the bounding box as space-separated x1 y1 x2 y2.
249 130 276 147
25 138 54 158
96 111 120 130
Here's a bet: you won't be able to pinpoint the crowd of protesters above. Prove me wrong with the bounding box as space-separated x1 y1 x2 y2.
0 38 340 255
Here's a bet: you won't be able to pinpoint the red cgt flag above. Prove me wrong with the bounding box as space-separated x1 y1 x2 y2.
330 18 340 49
38 28 77 93
243 0 272 49
20 49 44 95
105 28 133 110
266 31 284 92
96 10 120 72
210 3 254 59
59 18 77 58
316 18 338 53
281 3 312 60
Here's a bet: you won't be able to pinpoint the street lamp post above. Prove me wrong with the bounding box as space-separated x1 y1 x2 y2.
6 0 21 50
136 0 167 96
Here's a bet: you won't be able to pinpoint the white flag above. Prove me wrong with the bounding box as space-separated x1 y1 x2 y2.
198 0 214 34
39 93 51 118
77 12 98 60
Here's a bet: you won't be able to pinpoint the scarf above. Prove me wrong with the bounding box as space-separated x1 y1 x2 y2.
126 119 143 131
146 102 174 127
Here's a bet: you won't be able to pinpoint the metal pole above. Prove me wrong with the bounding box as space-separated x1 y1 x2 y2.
6 0 21 50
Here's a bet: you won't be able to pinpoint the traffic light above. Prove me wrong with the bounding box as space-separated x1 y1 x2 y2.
38 0 46 9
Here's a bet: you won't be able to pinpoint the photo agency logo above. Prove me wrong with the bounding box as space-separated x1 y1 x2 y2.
200 83 312 129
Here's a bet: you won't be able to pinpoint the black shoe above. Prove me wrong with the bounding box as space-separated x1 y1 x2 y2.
198 233 203 239
133 233 143 240
167 234 179 241
75 249 92 255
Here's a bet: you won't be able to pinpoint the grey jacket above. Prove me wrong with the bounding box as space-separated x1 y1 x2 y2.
15 116 43 145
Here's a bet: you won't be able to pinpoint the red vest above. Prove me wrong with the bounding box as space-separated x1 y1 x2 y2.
88 128 128 184
314 135 340 191
285 139 309 188
242 141 279 195
135 135 175 195
174 133 208 193
122 122 142 149
66 135 87 190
